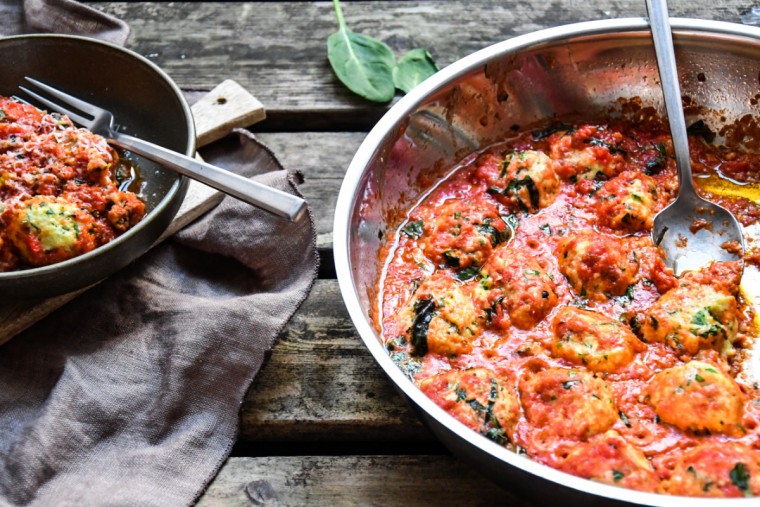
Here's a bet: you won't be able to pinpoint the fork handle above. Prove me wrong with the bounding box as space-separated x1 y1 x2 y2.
109 131 307 222
646 0 696 197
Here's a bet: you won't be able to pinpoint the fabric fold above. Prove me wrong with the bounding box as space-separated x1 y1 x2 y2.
0 129 318 506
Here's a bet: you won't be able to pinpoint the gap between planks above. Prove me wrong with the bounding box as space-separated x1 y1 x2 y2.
197 455 537 507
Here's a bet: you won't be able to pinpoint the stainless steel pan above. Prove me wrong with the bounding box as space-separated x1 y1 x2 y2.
334 18 760 506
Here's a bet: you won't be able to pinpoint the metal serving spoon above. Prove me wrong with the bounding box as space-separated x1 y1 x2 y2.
646 0 744 275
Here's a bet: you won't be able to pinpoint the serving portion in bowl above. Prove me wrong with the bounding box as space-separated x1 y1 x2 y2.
0 35 192 299
335 18 760 506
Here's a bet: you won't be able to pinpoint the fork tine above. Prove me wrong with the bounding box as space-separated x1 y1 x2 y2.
10 95 30 105
24 77 103 117
19 86 92 127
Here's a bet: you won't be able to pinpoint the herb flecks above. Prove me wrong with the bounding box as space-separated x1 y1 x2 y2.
401 220 424 239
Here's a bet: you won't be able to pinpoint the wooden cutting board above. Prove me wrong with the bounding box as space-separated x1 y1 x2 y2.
0 80 266 346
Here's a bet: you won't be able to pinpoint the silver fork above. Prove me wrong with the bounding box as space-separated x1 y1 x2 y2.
20 77 307 222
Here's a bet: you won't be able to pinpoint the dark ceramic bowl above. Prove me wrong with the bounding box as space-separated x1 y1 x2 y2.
0 34 192 299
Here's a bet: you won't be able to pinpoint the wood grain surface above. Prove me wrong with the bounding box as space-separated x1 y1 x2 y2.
239 279 431 443
95 0 750 129
198 456 533 506
4 1 758 504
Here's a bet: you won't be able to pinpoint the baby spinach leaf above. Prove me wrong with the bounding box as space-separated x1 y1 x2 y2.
392 48 439 94
327 0 396 103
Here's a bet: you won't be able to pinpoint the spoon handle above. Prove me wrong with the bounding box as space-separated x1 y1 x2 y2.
645 0 695 195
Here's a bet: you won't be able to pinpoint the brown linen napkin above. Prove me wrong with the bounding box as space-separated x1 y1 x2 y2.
22 0 130 44
0 130 319 506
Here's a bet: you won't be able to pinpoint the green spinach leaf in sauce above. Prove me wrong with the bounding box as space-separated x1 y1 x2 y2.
400 220 424 239
410 297 435 356
729 462 751 496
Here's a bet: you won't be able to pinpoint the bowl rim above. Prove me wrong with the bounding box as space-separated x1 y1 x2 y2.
0 33 195 287
334 17 760 506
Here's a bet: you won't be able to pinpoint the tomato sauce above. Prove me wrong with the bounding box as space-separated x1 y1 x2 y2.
379 119 760 496
0 97 145 270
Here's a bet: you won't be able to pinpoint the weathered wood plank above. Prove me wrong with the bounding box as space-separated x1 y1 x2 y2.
92 0 751 127
0 1 25 35
254 132 364 251
197 456 535 506
239 278 431 442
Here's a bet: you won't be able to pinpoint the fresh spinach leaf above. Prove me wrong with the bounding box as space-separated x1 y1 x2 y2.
392 48 439 93
327 0 396 102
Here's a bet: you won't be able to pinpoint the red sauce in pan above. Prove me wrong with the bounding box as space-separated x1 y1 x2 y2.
0 97 145 271
380 120 760 496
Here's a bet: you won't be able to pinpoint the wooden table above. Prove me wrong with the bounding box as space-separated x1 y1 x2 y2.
11 1 757 504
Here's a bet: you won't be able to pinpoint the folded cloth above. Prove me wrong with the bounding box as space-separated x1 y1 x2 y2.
23 0 130 44
0 129 319 506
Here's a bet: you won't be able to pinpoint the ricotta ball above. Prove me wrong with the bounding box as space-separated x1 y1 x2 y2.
646 361 744 435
